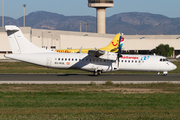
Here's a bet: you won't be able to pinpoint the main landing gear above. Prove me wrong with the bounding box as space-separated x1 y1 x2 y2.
94 70 102 76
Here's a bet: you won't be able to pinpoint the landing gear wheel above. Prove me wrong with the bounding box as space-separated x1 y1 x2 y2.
93 70 102 76
163 71 168 76
94 71 98 76
97 70 101 76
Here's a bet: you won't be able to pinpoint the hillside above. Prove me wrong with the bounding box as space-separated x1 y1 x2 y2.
1 11 180 35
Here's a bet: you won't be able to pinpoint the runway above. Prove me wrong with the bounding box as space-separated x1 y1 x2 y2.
0 74 180 84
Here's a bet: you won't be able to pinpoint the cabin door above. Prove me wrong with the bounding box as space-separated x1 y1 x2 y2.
46 57 52 67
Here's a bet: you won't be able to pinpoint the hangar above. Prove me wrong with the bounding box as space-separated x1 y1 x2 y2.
0 27 180 59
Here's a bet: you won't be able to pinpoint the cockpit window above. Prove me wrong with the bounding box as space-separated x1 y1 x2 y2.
160 58 169 62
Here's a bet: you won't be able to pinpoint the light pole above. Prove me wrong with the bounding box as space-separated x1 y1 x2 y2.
84 22 89 32
80 22 82 32
23 4 26 27
2 0 4 28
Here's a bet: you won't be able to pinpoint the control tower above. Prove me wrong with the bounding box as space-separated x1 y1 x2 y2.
88 0 114 34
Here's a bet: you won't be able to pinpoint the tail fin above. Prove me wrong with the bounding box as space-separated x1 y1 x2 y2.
5 25 48 53
100 33 121 52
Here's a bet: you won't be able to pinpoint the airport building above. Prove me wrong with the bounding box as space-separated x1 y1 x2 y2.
0 27 180 59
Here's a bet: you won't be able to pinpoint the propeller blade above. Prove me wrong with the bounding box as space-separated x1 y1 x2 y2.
117 35 123 68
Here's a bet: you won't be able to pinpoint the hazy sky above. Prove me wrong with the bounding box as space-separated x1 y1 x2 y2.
1 0 180 19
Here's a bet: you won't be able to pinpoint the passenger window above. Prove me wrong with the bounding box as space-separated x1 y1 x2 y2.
125 60 127 62
62 58 64 61
58 58 60 61
139 60 141 63
128 60 130 63
65 58 67 61
72 58 74 61
132 60 133 63
75 59 77 61
121 60 123 62
135 60 137 63
68 58 70 61
160 59 162 62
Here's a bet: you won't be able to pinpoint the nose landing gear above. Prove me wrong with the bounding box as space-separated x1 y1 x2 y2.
163 71 168 76
158 71 168 76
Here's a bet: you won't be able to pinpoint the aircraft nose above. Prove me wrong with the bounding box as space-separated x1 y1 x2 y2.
172 64 177 70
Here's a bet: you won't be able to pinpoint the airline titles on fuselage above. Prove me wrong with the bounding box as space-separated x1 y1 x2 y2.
53 55 151 66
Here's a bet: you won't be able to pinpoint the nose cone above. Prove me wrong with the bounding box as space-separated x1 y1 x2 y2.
172 64 177 70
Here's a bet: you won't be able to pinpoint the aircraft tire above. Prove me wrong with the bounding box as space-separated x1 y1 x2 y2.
94 71 98 76
163 71 168 76
97 70 101 76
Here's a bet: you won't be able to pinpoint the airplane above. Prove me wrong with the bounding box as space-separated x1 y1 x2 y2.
5 25 177 76
176 54 180 59
56 33 123 53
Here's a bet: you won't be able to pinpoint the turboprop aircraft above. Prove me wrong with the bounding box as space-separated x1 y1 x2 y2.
5 25 177 76
56 33 123 53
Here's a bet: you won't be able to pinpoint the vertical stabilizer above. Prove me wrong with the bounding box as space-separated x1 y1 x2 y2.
100 33 123 52
5 25 48 53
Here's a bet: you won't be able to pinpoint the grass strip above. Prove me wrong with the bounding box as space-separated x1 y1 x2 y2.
0 83 180 119
0 92 179 119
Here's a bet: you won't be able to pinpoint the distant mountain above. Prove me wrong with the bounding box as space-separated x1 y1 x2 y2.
0 16 19 26
17 11 96 32
1 11 180 35
107 12 180 35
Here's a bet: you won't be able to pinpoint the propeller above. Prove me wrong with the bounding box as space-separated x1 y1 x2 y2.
117 36 123 68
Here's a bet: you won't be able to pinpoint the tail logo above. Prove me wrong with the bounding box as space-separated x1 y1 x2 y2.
111 40 119 46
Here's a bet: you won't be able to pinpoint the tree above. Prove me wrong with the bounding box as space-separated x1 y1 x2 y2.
152 44 174 57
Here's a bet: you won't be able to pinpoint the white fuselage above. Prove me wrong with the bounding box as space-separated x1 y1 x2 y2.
5 52 177 73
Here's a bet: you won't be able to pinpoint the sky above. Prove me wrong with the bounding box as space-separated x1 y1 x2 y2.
0 0 180 19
